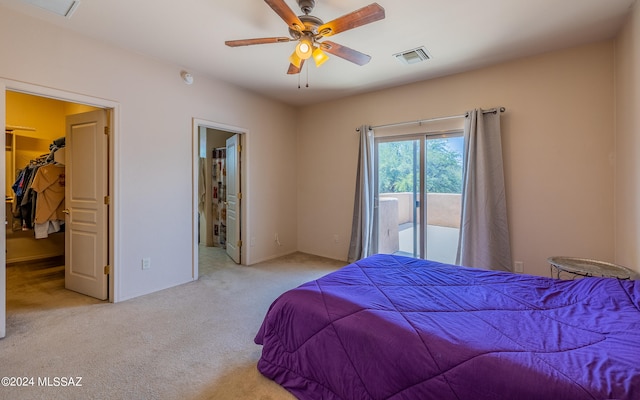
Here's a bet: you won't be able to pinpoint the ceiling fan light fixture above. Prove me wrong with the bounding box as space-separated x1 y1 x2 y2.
312 47 329 67
289 50 303 68
295 37 314 60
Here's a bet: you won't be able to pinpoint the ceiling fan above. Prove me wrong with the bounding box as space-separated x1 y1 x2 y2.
225 0 385 74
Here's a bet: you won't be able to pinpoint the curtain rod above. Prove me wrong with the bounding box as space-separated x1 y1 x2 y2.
357 107 506 132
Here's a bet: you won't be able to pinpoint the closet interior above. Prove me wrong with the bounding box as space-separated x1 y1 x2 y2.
5 91 98 269
199 128 234 250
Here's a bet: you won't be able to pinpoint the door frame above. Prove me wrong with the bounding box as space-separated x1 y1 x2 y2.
191 118 250 279
1 79 119 336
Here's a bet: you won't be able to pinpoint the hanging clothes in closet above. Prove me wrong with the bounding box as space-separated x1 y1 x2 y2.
212 147 227 248
11 137 66 239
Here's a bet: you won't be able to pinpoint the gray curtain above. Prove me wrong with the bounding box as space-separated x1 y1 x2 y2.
348 125 375 262
456 109 513 271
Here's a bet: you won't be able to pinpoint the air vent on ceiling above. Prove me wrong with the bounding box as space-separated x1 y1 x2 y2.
22 0 80 18
394 46 432 65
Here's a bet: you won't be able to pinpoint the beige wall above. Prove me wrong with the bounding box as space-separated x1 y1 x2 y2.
0 6 298 302
297 41 616 277
615 2 640 274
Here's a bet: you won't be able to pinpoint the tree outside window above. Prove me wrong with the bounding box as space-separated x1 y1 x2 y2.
378 137 462 194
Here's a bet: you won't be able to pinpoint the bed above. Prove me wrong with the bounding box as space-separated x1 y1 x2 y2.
254 254 640 399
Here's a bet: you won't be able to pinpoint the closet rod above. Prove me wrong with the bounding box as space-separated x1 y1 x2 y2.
357 107 505 132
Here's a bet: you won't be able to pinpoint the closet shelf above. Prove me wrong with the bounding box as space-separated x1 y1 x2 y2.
5 125 36 132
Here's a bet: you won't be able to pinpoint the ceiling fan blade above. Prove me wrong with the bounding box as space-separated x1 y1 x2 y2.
317 3 385 37
321 41 371 66
225 37 291 47
264 0 305 32
287 59 305 75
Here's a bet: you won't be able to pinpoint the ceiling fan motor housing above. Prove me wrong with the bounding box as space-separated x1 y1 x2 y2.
289 14 323 38
298 0 315 14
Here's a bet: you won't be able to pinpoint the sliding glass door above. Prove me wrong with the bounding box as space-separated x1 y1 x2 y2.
377 139 421 257
375 132 463 263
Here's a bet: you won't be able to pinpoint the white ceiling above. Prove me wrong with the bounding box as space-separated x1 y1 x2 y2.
0 0 636 106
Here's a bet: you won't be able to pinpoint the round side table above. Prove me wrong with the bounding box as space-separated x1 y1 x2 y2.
547 256 637 280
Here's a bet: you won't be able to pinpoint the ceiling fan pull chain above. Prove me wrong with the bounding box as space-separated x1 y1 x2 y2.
306 63 309 88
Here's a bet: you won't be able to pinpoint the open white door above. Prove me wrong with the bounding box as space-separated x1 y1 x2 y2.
225 134 241 264
64 110 108 300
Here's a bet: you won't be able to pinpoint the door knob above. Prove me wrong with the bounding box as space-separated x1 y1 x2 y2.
62 209 70 214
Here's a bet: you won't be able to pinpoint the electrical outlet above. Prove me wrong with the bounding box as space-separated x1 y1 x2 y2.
514 261 524 273
333 234 339 243
142 258 151 270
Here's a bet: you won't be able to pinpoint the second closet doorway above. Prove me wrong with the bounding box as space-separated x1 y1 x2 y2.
196 123 244 272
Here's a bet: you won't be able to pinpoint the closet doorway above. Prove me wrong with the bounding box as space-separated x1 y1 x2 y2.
4 92 112 302
192 119 247 279
1 80 118 338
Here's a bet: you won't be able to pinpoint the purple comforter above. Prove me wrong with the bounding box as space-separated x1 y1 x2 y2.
255 254 640 399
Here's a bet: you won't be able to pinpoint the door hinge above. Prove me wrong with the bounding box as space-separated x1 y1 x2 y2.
238 144 242 153
104 265 111 275
237 192 242 200
237 240 242 248
104 195 110 205
104 126 110 136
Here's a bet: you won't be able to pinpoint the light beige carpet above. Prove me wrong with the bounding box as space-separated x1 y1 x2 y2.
1 248 346 400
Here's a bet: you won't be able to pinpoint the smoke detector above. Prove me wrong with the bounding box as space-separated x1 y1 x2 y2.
394 46 432 65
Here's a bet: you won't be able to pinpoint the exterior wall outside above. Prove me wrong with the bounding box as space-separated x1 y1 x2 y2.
380 193 461 228
378 198 399 254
